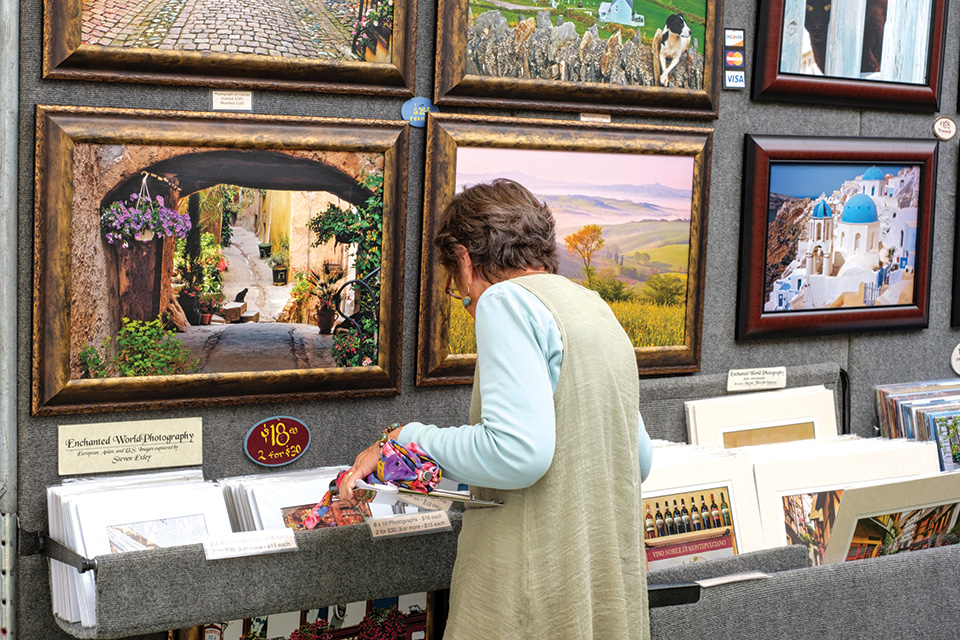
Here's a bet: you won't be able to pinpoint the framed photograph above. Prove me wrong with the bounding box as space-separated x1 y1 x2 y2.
752 0 948 111
821 471 960 564
433 0 722 116
736 134 936 341
417 114 711 385
951 171 960 326
33 106 408 415
43 0 417 94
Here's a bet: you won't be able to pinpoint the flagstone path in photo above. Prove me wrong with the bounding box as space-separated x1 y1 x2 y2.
175 226 336 373
82 0 359 60
177 322 335 372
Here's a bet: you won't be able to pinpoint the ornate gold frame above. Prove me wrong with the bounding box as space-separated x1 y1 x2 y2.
417 114 712 385
43 0 417 94
33 106 408 415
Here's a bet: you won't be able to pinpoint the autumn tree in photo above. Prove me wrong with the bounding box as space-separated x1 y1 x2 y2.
564 224 605 284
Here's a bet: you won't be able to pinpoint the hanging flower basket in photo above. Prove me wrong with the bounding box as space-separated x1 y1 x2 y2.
100 173 191 247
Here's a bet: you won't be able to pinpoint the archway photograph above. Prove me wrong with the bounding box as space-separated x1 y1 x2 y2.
32 107 408 415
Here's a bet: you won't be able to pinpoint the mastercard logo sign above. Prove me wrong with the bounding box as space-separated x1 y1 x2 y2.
725 51 744 67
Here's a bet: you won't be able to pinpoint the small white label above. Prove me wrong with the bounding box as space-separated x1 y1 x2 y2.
951 343 960 375
368 511 452 538
211 90 253 111
724 70 746 89
724 29 745 47
580 112 612 123
58 418 202 475
697 571 768 588
203 529 298 559
395 492 454 511
933 117 957 141
726 367 787 392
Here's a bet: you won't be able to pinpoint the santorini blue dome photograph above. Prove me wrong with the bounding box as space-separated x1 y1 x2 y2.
763 161 921 314
841 194 879 224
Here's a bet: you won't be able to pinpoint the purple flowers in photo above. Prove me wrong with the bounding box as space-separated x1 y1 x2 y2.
100 192 192 247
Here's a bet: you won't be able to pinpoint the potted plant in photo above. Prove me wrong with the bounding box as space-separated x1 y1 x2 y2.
197 291 225 325
258 219 273 258
267 233 290 285
303 266 343 334
176 281 202 326
100 190 191 248
306 203 362 247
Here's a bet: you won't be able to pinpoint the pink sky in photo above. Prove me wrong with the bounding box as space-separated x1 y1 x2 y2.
456 146 694 190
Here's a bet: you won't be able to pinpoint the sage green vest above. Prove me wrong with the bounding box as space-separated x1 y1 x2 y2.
444 274 648 640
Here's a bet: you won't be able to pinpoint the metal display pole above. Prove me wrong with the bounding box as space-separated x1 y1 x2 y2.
0 0 19 636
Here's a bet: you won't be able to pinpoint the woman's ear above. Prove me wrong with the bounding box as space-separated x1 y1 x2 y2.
455 246 474 287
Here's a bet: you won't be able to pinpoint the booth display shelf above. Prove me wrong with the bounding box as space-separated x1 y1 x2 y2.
48 514 463 639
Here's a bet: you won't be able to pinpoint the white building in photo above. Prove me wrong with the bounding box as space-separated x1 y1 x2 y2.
597 0 644 26
765 165 920 312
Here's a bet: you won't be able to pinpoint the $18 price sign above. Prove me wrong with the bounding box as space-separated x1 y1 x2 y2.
244 416 311 466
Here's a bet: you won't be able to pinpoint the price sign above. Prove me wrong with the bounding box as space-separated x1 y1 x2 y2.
933 117 957 141
400 97 438 128
244 416 311 467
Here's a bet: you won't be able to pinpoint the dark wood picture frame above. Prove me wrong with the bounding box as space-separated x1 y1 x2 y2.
43 0 417 94
737 134 936 341
752 0 948 111
951 160 960 327
417 114 711 386
33 106 408 415
433 0 722 117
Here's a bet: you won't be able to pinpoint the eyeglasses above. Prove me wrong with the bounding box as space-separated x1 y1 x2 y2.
445 275 463 300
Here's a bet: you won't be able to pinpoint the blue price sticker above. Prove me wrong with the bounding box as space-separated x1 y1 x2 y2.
401 97 438 128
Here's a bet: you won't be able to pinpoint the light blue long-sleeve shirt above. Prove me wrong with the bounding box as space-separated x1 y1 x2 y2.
398 280 653 490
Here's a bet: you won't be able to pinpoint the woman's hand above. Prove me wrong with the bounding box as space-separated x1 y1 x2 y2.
339 426 402 506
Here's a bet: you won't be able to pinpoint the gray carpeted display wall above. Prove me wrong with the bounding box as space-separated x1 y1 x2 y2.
10 0 960 637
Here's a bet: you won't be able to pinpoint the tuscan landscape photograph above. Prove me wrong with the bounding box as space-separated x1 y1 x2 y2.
449 146 695 354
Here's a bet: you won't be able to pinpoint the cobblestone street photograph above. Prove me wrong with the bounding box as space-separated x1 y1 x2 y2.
81 0 388 61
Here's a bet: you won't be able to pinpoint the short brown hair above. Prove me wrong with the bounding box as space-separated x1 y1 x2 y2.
434 179 558 282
